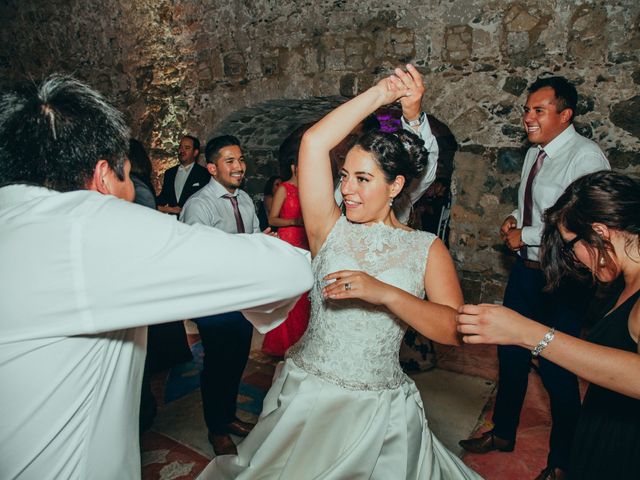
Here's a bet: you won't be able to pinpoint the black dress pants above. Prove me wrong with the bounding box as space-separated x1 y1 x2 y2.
196 311 253 434
492 257 584 471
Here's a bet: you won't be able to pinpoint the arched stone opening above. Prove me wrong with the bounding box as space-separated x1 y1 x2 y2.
207 98 459 241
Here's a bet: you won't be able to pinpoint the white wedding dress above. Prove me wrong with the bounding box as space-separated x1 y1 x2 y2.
199 216 481 479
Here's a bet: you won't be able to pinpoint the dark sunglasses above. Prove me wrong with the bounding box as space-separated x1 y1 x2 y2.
562 235 581 260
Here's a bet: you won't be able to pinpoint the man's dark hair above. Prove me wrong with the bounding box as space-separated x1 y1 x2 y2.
204 135 241 164
528 76 578 121
183 135 200 153
0 74 129 191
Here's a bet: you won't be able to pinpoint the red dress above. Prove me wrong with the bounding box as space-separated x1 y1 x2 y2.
262 182 310 356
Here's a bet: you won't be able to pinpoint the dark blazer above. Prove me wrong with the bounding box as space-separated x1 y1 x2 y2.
156 163 210 207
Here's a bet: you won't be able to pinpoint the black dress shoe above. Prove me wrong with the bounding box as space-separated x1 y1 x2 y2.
534 466 567 480
459 431 515 454
225 419 254 437
208 432 238 456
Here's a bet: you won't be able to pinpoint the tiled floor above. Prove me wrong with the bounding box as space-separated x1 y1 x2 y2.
141 334 560 479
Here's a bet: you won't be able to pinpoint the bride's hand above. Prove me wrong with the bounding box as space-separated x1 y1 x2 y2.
322 270 393 305
372 73 412 106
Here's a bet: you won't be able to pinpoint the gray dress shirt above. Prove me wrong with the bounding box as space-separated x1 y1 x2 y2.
180 177 261 234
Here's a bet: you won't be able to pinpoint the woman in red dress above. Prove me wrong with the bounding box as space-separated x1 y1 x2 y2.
262 127 311 356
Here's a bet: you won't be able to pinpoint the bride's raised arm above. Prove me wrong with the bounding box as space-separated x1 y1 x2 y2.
298 75 410 255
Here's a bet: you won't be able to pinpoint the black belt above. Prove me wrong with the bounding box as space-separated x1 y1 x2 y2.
522 259 541 270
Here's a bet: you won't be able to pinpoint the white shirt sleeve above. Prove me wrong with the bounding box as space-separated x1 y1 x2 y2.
4 195 313 341
400 115 439 206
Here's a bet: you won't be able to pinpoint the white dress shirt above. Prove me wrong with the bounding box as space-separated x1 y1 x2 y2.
180 177 261 234
174 161 195 202
333 114 439 224
0 184 312 480
511 124 610 260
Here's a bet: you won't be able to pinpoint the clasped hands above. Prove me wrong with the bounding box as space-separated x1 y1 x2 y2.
375 64 425 119
500 215 524 251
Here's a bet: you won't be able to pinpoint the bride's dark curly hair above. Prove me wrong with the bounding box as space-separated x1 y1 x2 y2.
354 129 428 188
540 170 640 291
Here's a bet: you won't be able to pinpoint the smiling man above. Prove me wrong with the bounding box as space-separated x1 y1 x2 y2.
460 77 610 480
180 135 262 456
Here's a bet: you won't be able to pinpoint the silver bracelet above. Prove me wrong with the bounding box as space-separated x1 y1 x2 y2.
531 327 555 357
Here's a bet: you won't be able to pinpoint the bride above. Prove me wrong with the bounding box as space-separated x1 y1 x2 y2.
199 67 481 479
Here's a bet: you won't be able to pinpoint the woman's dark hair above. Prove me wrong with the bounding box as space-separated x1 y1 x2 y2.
353 129 427 188
278 123 312 181
263 175 281 196
540 170 640 290
128 139 153 187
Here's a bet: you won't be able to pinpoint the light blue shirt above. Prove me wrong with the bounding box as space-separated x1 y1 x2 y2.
512 124 610 260
180 177 261 234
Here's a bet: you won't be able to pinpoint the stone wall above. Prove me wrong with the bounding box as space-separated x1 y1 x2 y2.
2 0 639 302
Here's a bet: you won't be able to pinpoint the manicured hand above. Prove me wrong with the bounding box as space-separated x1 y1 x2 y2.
456 304 529 346
373 73 412 106
322 270 392 306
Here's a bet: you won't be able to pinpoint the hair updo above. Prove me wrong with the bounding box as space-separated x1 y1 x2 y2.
353 129 428 188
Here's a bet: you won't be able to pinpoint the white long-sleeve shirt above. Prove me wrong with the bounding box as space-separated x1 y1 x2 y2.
0 185 313 480
512 124 610 261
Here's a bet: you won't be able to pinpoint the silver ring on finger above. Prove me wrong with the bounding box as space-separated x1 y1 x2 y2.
344 282 352 291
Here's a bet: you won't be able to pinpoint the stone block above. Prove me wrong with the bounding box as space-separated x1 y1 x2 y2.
606 149 640 169
444 25 472 64
502 76 527 96
610 95 640 138
223 52 246 77
504 5 539 32
496 147 525 173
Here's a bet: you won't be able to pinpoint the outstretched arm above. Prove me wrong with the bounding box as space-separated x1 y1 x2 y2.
457 302 640 398
299 74 410 255
322 238 462 345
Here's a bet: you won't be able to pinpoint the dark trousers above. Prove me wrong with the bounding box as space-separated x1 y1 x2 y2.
492 257 584 471
196 311 253 434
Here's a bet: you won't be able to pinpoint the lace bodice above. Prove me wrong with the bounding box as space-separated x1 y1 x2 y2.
288 216 436 390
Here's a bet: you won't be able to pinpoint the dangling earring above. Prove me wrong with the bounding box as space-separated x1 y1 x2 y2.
389 197 394 207
599 255 606 267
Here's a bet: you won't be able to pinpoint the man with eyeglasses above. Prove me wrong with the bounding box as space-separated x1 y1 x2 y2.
459 76 610 480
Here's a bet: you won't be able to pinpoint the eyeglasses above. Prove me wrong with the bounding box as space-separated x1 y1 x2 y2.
562 235 581 261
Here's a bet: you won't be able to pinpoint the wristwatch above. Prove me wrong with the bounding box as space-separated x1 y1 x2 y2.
403 112 425 127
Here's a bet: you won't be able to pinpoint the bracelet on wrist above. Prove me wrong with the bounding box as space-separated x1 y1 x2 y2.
531 327 555 357
402 112 425 127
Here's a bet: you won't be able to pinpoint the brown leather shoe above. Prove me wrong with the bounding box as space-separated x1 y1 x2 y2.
534 466 567 480
225 419 254 437
459 431 515 454
208 432 238 456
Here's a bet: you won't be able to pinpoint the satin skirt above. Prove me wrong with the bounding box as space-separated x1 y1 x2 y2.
198 359 481 479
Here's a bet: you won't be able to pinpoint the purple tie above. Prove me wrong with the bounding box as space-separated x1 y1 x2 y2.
224 194 245 233
521 149 546 258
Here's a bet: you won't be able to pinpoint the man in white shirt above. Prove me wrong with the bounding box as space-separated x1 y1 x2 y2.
180 135 264 456
156 135 210 215
459 77 610 480
0 75 313 480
